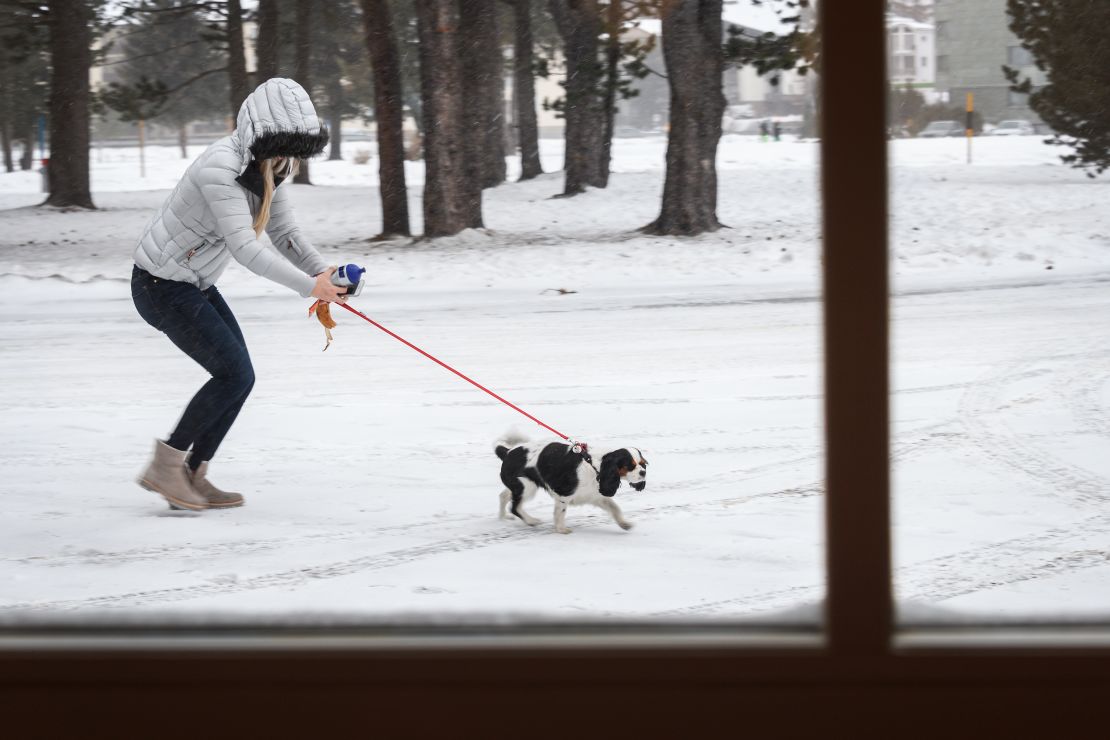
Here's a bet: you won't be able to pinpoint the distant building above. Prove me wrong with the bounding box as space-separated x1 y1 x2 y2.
727 22 811 120
934 0 1046 125
888 12 936 96
889 0 935 23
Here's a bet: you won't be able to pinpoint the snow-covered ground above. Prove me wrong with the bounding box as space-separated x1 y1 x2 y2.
1 135 1108 625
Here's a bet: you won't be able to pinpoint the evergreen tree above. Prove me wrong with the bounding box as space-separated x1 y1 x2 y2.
415 0 483 236
642 0 724 236
316 0 369 162
501 0 544 180
359 0 411 237
547 0 606 196
460 0 507 189
99 0 227 158
0 3 50 172
118 0 251 123
255 0 280 82
598 1 654 186
724 0 818 137
1005 0 1110 175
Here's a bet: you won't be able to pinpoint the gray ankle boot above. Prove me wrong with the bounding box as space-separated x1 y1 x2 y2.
189 461 245 508
137 440 208 511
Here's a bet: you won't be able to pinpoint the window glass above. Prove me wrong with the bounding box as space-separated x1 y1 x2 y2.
891 0 1110 623
0 4 824 628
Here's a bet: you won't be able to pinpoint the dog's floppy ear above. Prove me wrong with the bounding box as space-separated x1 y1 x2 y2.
598 450 627 497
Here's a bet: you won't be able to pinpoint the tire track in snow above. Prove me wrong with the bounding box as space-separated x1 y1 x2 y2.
656 357 1110 617
958 357 1110 507
4 513 483 569
652 516 1110 618
1066 359 1110 439
2 525 552 612
899 517 1110 604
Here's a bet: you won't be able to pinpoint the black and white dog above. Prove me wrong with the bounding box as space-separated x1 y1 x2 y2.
494 433 648 534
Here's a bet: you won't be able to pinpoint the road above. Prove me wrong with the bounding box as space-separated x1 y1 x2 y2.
1 268 1108 624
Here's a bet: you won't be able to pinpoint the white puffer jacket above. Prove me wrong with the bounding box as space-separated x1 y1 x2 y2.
132 78 331 297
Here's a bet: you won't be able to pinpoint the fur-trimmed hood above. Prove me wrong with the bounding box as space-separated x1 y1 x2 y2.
234 78 329 172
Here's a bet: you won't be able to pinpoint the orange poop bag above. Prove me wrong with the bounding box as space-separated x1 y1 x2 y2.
308 300 337 351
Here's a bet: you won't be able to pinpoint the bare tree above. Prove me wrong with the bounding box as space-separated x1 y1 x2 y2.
44 0 94 209
460 0 507 189
548 0 605 196
642 0 725 236
255 0 279 82
415 0 482 236
359 0 410 237
504 0 543 180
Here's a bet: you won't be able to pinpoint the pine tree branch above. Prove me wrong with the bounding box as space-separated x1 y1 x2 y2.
161 65 226 96
97 37 207 66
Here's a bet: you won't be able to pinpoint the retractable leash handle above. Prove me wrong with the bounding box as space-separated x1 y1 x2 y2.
335 301 576 443
330 263 365 297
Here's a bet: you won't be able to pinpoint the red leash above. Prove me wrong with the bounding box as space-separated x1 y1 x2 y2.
336 301 571 441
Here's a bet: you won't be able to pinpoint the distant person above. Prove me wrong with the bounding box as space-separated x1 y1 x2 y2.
773 121 782 142
130 78 347 511
759 120 769 142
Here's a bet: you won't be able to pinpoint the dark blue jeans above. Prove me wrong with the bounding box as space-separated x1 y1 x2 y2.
131 265 255 468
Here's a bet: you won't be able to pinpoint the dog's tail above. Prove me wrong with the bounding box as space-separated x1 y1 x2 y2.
494 429 530 460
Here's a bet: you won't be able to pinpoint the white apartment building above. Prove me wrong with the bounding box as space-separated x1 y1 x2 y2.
889 13 936 91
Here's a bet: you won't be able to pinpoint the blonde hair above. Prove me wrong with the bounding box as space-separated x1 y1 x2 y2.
252 157 300 236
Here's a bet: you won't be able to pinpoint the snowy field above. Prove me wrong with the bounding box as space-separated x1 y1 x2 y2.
1 135 1108 626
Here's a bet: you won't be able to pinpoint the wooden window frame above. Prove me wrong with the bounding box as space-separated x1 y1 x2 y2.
2 2 1108 733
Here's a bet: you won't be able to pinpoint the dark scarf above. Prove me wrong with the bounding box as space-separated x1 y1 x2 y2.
235 159 286 198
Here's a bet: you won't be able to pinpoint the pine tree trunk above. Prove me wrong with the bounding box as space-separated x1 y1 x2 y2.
0 57 11 174
178 123 188 158
359 0 411 238
599 0 621 188
415 0 482 236
256 0 280 83
293 0 313 184
44 0 94 209
803 74 820 139
226 0 250 123
460 0 506 189
549 0 606 196
0 82 11 174
20 125 34 170
1 123 11 173
511 0 543 180
328 102 343 160
643 0 725 236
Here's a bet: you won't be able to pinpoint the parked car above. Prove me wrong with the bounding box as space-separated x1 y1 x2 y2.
918 120 964 138
988 119 1035 136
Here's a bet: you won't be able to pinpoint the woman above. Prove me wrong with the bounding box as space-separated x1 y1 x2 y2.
132 78 348 511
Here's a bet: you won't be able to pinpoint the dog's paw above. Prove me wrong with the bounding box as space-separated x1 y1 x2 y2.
556 527 572 535
524 518 541 527
619 521 634 531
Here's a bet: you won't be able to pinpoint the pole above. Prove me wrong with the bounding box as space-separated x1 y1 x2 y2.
966 92 974 165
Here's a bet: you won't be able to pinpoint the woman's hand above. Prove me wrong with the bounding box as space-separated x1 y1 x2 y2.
311 267 348 304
